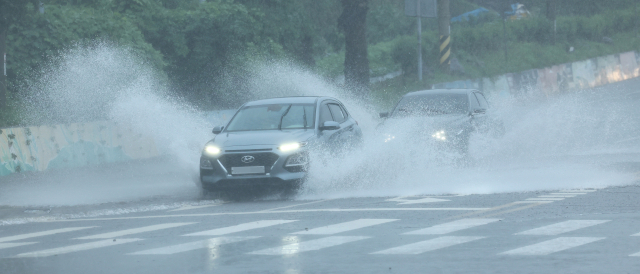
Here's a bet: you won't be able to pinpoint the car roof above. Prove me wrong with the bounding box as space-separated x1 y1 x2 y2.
244 96 320 106
404 89 476 97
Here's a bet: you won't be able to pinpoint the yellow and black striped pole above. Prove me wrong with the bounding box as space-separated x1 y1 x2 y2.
439 35 451 67
437 0 450 72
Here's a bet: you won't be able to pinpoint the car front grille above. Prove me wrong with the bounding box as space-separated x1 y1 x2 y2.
218 152 280 174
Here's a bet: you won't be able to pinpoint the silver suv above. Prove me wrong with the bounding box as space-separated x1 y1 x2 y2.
199 96 362 198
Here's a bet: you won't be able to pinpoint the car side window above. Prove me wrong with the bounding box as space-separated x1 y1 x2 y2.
468 93 481 110
474 93 489 109
328 104 346 123
319 104 334 125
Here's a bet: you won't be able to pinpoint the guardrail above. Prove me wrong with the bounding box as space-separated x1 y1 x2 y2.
432 51 640 98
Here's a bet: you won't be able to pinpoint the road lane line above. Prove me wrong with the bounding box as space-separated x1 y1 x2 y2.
513 201 553 204
550 193 587 195
479 203 546 218
292 219 397 235
500 237 604 255
559 189 596 192
76 223 195 239
526 198 564 201
630 251 640 257
260 200 332 212
169 204 220 212
631 232 640 236
184 220 296 236
13 238 142 258
0 227 96 243
386 196 450 205
0 242 37 250
129 236 260 255
515 220 610 235
49 207 491 223
404 219 500 235
248 236 369 255
537 195 577 198
371 236 485 254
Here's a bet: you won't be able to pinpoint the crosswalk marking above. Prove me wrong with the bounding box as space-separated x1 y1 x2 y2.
550 192 587 195
13 238 142 258
0 242 37 250
404 218 500 235
129 236 259 255
559 190 595 193
292 219 397 235
248 236 369 255
0 227 95 243
76 223 195 240
537 195 578 198
515 220 610 235
371 236 485 254
184 220 296 236
500 237 604 255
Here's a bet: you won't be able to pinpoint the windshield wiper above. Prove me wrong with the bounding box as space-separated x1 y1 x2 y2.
278 104 293 130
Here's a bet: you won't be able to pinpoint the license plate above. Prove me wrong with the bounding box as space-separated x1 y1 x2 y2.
231 166 265 175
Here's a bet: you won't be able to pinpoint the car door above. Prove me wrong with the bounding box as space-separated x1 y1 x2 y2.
328 102 359 147
470 91 489 132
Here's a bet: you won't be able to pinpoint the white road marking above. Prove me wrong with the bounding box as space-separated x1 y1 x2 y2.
526 198 565 201
260 200 332 212
404 218 500 235
513 201 553 204
0 227 95 243
386 196 450 205
559 189 596 192
184 220 296 236
248 236 369 255
631 232 640 236
515 220 610 235
500 237 604 255
630 251 640 257
537 195 578 198
13 238 142 258
168 204 219 212
51 208 491 223
371 236 485 254
292 219 397 235
550 192 587 195
0 242 37 250
76 223 195 239
128 236 259 255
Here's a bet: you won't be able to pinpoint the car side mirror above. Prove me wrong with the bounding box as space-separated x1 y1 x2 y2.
212 126 224 134
319 121 340 131
379 112 389 118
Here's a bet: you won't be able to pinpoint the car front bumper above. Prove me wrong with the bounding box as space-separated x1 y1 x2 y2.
199 146 307 191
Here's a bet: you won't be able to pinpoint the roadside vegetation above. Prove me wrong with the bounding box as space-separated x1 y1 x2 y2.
0 0 638 127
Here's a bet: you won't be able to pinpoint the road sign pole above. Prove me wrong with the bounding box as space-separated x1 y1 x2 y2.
417 0 423 81
437 0 450 72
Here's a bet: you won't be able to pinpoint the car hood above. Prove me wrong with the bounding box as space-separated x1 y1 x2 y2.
210 129 315 148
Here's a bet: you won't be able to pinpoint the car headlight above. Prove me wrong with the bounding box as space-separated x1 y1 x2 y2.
279 142 301 152
204 145 221 155
384 134 396 142
432 130 447 141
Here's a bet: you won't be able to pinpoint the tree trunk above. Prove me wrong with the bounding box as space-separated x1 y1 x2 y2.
0 29 6 110
338 0 369 97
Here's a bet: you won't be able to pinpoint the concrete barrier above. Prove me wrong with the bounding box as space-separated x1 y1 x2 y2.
0 109 238 177
433 51 640 98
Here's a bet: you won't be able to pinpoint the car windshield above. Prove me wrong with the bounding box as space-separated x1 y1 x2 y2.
225 104 315 132
392 93 469 117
